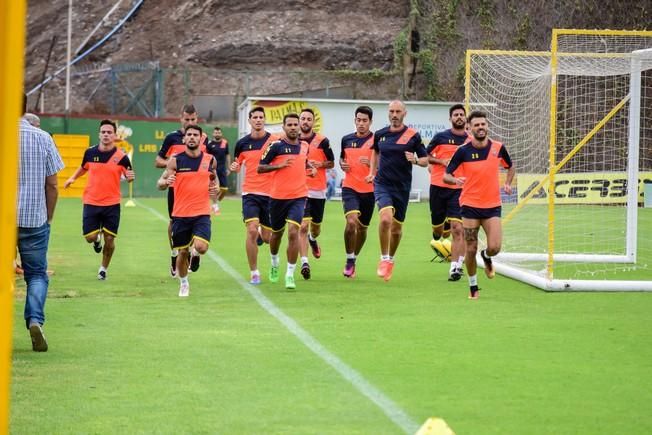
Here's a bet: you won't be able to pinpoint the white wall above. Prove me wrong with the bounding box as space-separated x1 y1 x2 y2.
237 97 458 197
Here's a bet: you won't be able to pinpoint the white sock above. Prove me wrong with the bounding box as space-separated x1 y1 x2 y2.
95 234 101 242
251 269 259 277
300 256 309 265
179 275 189 284
450 262 457 272
286 263 296 276
171 249 179 257
308 233 316 242
381 254 390 261
458 256 465 265
469 274 478 286
99 266 107 273
191 247 199 257
271 254 280 267
346 253 356 260
389 255 394 262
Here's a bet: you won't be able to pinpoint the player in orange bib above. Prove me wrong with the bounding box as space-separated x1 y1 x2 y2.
157 125 219 297
155 104 208 278
297 108 335 280
64 120 135 280
258 113 316 290
230 106 280 285
443 110 515 299
339 105 375 278
427 104 469 281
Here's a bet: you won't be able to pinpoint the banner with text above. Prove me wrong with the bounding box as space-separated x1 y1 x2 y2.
517 172 652 204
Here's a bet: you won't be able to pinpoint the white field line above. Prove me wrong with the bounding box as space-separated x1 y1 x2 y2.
138 201 419 434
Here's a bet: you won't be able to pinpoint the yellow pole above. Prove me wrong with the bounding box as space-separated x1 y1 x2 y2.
464 50 472 113
0 0 26 432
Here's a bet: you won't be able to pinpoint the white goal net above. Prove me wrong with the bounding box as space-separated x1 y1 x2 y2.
466 30 652 291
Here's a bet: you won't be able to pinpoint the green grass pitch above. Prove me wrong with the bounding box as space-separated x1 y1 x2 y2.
11 198 652 434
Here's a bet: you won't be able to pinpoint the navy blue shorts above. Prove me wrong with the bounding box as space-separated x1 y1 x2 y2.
429 185 462 226
171 215 211 249
242 194 271 229
217 171 228 191
83 204 121 237
167 187 175 219
374 184 410 223
270 198 306 232
303 197 326 224
461 205 502 220
342 187 375 227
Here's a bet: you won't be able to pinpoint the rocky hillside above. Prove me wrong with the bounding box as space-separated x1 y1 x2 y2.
24 0 649 117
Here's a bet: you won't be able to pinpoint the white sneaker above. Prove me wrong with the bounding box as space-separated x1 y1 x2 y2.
178 281 190 297
211 203 221 215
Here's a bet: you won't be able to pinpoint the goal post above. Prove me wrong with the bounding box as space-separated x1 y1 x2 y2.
0 0 27 430
465 29 652 291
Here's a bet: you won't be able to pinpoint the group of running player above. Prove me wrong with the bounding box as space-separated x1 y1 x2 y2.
67 100 514 300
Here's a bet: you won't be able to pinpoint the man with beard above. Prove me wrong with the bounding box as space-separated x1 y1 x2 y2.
443 110 515 299
365 100 428 281
156 104 207 277
427 104 469 281
157 125 219 297
258 113 316 290
297 108 334 280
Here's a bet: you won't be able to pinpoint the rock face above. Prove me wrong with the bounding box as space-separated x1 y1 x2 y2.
24 0 650 116
24 0 408 116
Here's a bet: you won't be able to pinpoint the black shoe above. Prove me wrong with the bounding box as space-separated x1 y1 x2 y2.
29 323 48 352
93 239 102 253
256 234 264 246
190 254 200 272
170 255 177 277
300 263 311 280
97 270 107 280
480 250 495 279
448 267 462 281
469 285 480 300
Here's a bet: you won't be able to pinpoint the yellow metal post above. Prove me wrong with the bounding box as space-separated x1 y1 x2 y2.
0 0 26 432
464 50 472 113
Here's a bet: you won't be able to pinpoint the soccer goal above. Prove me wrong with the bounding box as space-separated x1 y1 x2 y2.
465 29 652 291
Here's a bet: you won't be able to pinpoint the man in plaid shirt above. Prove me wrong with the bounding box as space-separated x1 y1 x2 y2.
17 95 64 352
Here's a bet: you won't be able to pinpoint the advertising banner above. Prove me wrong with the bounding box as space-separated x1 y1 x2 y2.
517 172 652 204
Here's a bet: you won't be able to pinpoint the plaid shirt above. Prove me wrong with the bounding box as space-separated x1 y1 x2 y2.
17 119 64 228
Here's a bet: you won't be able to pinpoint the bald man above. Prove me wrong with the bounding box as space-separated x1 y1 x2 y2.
365 100 428 281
